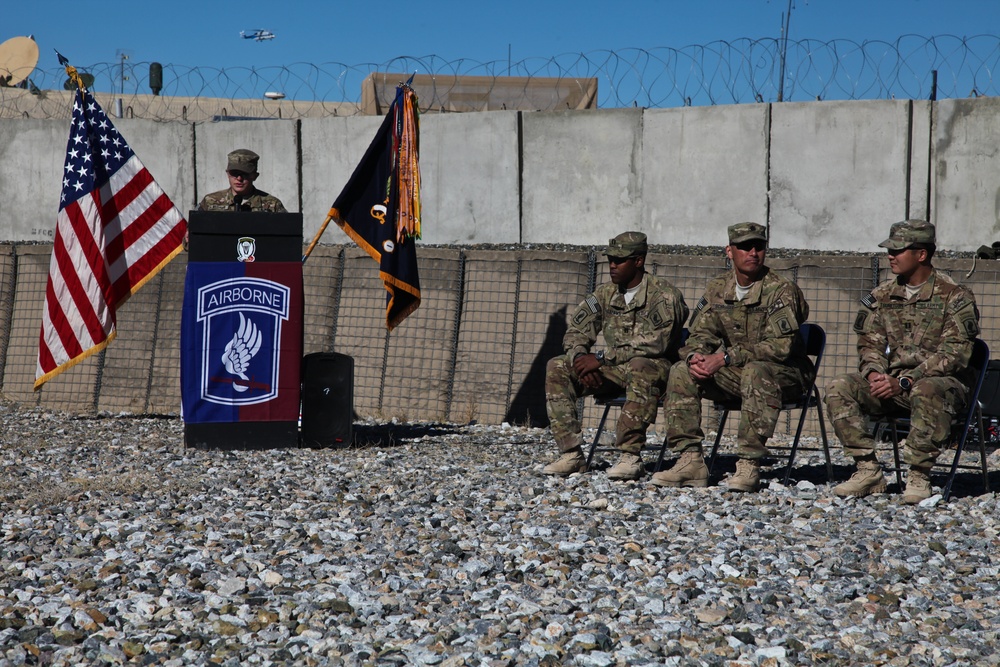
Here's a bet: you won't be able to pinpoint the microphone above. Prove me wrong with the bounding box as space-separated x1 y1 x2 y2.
233 194 244 211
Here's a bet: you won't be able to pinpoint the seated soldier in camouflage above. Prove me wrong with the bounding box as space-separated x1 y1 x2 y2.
542 231 689 481
652 222 814 492
198 149 287 213
826 220 980 504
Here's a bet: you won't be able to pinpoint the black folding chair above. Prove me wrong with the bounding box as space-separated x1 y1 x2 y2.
875 338 991 502
584 329 688 472
707 322 832 485
585 393 671 471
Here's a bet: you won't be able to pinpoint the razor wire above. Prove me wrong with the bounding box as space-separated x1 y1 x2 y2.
2 35 998 121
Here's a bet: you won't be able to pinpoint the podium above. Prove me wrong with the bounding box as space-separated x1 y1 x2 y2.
181 211 304 449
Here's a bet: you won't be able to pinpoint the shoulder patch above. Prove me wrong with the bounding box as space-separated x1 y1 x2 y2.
585 294 600 315
853 310 870 334
695 296 708 312
860 291 878 310
962 315 980 338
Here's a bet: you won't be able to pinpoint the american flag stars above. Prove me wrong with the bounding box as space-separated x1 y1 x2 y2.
59 91 134 207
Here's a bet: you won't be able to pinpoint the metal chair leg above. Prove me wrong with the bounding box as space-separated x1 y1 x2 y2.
815 398 833 481
586 403 614 469
707 410 730 474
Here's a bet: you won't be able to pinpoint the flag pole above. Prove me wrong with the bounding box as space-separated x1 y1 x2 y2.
56 51 86 91
302 212 334 263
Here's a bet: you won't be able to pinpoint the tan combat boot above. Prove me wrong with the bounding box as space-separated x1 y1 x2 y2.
651 449 709 487
725 458 761 492
607 453 645 481
833 456 886 498
902 466 933 504
542 448 587 476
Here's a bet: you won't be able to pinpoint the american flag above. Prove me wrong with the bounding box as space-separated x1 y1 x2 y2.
35 85 187 389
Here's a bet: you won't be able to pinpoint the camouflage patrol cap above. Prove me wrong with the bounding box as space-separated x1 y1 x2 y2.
728 222 767 244
227 149 260 174
878 219 936 250
604 231 648 258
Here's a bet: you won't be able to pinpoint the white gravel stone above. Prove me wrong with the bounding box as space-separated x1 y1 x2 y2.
2 404 999 665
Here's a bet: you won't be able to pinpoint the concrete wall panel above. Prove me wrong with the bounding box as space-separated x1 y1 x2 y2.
642 105 768 246
932 97 1000 251
0 119 68 242
769 100 911 252
522 109 643 245
908 100 932 222
418 111 520 244
301 115 384 246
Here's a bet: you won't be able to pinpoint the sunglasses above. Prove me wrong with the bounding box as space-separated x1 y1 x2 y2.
608 255 638 264
228 170 252 180
733 240 766 252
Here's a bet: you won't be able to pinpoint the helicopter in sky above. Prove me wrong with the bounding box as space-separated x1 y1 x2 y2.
240 29 276 42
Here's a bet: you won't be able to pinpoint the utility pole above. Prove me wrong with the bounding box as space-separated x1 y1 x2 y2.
777 0 793 102
115 49 131 118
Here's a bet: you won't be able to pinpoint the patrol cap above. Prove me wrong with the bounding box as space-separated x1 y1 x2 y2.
604 231 648 258
728 222 767 244
878 219 936 250
227 149 260 174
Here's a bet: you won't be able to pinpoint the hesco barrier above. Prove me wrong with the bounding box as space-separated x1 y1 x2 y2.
1 243 997 441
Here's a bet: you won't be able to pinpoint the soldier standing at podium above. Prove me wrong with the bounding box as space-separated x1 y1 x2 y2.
198 149 287 213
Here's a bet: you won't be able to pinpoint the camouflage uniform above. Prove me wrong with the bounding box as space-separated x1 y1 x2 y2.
546 270 689 456
197 188 287 213
826 268 979 467
198 148 287 213
664 266 813 459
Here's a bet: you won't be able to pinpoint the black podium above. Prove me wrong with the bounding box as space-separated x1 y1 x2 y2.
181 211 304 449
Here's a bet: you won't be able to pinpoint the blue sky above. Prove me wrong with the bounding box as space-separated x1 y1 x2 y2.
6 0 997 70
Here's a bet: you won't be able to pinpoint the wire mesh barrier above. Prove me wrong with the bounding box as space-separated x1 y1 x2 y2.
3 35 999 121
3 243 997 446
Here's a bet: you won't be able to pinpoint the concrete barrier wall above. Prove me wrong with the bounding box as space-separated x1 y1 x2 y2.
4 239 999 443
4 98 1000 251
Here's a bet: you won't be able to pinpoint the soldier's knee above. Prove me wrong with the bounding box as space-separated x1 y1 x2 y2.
740 361 775 387
546 355 568 376
907 379 939 401
825 374 853 399
626 356 657 373
545 356 573 390
739 362 778 395
668 360 691 382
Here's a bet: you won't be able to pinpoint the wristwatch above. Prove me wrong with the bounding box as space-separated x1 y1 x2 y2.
898 376 913 392
723 351 732 367
595 350 605 365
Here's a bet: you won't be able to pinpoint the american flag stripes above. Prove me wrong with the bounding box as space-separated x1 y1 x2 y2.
35 85 186 389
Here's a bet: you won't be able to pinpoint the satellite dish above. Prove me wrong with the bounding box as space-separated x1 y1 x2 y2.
0 36 39 87
264 91 285 100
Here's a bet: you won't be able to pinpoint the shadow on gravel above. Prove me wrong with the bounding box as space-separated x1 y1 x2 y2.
709 453 1000 500
346 422 464 448
709 454 855 488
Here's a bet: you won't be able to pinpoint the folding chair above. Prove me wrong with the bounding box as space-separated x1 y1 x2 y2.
707 322 832 485
584 329 688 472
585 393 670 471
875 338 991 502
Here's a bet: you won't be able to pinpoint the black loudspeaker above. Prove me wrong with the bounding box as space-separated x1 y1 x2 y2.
979 360 1000 419
301 352 354 448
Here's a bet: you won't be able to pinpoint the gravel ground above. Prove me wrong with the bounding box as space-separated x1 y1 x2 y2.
2 404 1000 667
